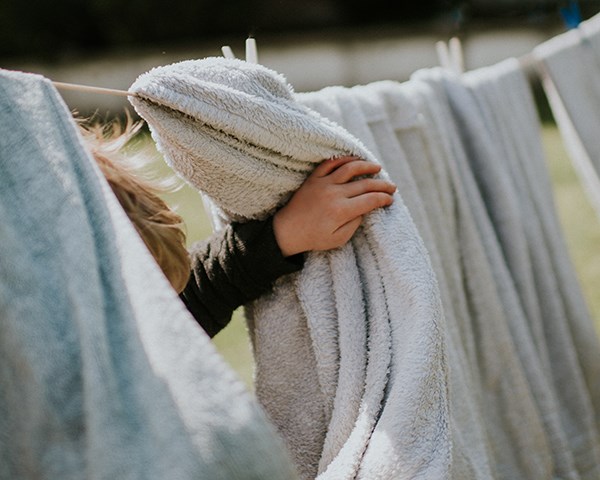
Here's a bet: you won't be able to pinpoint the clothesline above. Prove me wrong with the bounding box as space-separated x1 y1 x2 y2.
52 81 135 97
51 38 260 98
51 37 540 99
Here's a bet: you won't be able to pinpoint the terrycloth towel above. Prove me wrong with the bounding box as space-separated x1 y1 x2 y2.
307 76 562 479
130 58 451 480
309 68 600 478
438 64 579 479
0 68 298 480
297 83 494 479
460 58 600 479
533 12 600 219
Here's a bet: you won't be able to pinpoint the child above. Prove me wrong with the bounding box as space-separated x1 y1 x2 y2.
82 118 396 337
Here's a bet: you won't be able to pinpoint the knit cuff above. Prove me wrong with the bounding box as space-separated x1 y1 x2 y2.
231 216 305 289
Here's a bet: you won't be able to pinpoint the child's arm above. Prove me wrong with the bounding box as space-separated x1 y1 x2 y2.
180 217 303 337
181 156 396 337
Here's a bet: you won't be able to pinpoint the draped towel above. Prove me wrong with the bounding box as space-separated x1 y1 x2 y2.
301 73 558 479
321 60 600 479
130 58 452 480
129 55 600 479
0 68 298 480
533 12 600 220
459 58 600 479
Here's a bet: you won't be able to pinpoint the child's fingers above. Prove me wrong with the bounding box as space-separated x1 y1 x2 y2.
344 191 394 218
342 178 396 198
312 156 360 177
329 159 382 184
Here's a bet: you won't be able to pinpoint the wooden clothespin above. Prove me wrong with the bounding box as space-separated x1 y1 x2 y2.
221 45 236 59
435 40 452 71
449 37 465 74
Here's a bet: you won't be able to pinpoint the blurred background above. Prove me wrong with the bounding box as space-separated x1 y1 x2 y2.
4 0 600 112
3 0 600 385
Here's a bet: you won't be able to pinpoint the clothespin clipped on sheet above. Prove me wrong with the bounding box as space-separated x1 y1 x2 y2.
449 37 465 74
436 37 465 75
436 40 452 71
559 0 582 29
221 45 236 59
221 38 259 64
245 38 258 64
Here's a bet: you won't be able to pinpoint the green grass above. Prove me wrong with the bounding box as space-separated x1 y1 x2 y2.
151 124 600 387
541 125 600 324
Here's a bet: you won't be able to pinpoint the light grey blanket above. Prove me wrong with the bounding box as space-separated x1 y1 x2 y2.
130 58 451 480
0 68 298 480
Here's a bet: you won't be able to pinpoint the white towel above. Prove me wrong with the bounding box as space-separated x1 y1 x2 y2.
299 82 494 479
0 68 298 480
300 67 599 479
130 58 451 480
347 74 560 479
533 12 600 220
462 58 600 479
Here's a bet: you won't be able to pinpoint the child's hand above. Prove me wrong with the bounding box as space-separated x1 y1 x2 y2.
273 156 396 257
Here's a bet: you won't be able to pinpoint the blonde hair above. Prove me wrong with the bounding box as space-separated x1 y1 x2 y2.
79 116 191 294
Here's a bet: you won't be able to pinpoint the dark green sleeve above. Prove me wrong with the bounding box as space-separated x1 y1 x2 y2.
179 216 304 338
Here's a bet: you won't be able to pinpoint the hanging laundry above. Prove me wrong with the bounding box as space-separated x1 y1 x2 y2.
0 68 298 480
316 74 560 480
301 60 600 479
128 54 600 479
460 58 600 479
130 58 452 480
533 12 600 220
418 59 600 479
297 82 502 479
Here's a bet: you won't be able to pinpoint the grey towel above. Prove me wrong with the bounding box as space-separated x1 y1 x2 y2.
298 83 494 479
302 76 557 479
533 12 600 219
0 68 298 480
130 58 451 480
460 58 600 479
